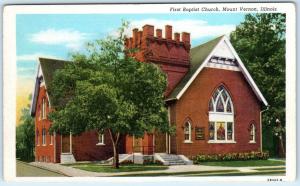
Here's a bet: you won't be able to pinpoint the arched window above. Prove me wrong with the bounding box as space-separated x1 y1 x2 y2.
249 124 256 143
209 85 233 113
42 128 46 145
184 121 192 143
208 85 235 143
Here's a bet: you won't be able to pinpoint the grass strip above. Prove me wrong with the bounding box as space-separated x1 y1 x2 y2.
114 169 237 177
186 170 286 177
253 167 286 171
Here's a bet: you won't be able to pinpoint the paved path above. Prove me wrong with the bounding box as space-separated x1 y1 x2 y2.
17 161 66 177
29 162 285 177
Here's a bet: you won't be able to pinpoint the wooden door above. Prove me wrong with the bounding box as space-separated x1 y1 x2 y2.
61 135 70 153
133 137 142 152
155 132 166 153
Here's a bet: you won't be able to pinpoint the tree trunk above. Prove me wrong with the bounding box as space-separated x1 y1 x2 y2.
279 135 285 158
108 129 120 169
112 143 119 168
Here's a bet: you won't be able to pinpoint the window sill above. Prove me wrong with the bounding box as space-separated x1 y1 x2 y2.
183 141 193 144
208 140 236 144
96 143 105 146
249 141 256 144
42 144 47 146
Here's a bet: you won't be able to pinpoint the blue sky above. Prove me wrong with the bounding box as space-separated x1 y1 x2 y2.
16 13 246 83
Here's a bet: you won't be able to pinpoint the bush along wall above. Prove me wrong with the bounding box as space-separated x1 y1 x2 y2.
192 151 269 164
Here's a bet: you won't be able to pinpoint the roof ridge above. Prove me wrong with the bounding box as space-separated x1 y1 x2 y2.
191 35 224 50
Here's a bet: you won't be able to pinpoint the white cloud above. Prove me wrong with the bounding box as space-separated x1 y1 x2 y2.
30 29 89 50
128 19 236 39
17 53 58 62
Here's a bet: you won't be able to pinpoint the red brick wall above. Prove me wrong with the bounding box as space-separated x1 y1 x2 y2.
71 130 125 161
171 67 262 156
35 86 55 162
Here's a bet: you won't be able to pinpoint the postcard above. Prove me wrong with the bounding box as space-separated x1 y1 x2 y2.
2 2 296 182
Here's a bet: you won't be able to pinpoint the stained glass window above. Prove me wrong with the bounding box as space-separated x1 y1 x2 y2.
209 85 233 113
209 122 215 140
216 122 225 140
227 122 233 140
216 98 224 112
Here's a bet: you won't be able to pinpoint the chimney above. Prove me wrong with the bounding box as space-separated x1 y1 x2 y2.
143 25 154 37
182 32 190 44
156 29 162 38
137 31 142 45
129 38 133 48
165 25 172 40
174 32 180 42
132 28 138 46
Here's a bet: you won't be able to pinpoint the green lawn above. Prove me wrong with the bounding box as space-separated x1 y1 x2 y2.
67 163 168 173
197 160 285 167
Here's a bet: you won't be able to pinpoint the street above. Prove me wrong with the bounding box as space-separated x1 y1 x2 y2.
16 161 65 177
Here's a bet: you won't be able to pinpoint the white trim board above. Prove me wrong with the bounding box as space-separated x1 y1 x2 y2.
176 36 268 106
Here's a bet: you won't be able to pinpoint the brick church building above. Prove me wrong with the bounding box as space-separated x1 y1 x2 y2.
30 24 268 164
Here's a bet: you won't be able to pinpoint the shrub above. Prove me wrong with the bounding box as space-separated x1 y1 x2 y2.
193 151 269 164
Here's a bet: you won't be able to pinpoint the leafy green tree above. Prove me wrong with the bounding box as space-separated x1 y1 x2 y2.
230 13 286 157
16 96 35 161
49 22 171 168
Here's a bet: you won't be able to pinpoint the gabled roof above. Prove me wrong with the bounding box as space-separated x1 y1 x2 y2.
30 57 68 116
166 35 268 106
167 36 224 100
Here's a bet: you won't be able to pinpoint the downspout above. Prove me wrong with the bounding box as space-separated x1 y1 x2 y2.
260 105 269 152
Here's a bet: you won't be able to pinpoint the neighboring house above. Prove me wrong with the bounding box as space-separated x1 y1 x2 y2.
30 24 268 163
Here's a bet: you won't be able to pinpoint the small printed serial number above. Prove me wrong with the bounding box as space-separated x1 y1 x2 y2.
267 178 283 182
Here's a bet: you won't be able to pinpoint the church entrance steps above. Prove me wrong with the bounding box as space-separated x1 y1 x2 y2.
154 153 193 165
60 153 76 164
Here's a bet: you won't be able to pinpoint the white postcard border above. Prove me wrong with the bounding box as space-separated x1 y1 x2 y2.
3 2 296 182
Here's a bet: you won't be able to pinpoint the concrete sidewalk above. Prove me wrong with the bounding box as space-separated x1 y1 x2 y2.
29 162 285 177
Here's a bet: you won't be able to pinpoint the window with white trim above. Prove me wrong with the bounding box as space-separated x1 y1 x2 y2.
184 121 192 143
208 85 235 143
50 134 53 145
42 128 46 145
42 98 46 119
96 132 105 145
36 129 40 145
249 124 256 143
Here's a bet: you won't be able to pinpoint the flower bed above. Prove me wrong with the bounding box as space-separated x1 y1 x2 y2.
192 151 269 163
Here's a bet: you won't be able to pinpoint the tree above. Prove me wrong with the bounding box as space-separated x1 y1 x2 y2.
230 14 286 157
16 95 35 161
49 22 171 168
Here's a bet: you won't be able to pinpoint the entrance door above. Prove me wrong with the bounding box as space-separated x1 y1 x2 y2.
61 135 70 153
133 137 143 153
155 132 166 153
